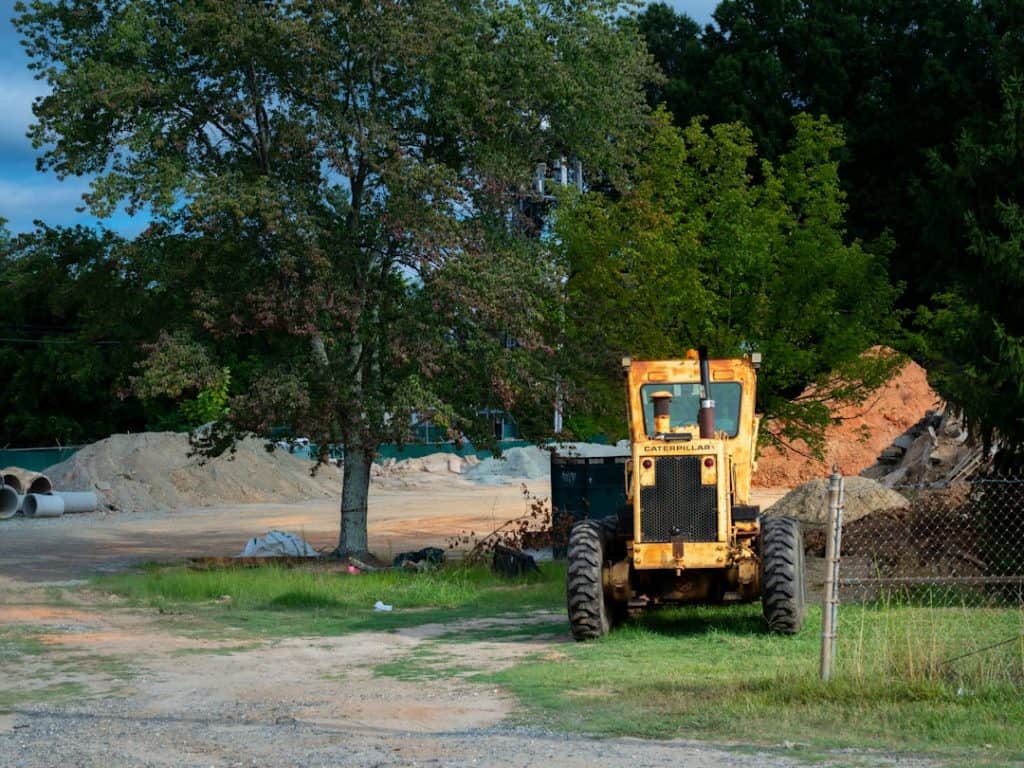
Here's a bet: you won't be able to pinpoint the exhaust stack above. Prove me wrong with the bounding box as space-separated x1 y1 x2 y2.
698 347 715 439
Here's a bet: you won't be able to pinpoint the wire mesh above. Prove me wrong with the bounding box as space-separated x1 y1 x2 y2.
830 474 1024 690
837 475 1024 606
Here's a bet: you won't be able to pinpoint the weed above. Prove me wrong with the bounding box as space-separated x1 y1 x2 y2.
448 484 556 562
482 602 1024 763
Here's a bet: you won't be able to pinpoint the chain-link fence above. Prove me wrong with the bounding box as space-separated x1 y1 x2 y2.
838 475 1024 606
830 474 1024 689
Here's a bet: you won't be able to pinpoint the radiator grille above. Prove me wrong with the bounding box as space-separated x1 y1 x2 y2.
639 456 718 542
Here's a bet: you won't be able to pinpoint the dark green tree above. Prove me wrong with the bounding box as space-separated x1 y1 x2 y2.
0 225 159 445
637 1 995 306
920 78 1024 449
15 0 654 554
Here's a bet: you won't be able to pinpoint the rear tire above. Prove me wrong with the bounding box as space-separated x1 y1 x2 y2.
761 516 806 634
567 520 611 640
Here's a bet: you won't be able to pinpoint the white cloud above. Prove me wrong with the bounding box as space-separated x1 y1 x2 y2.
0 175 152 236
0 69 42 152
0 175 92 232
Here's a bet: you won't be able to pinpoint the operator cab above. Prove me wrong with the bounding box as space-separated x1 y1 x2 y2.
640 382 742 438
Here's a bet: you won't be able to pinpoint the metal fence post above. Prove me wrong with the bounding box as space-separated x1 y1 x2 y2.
821 467 845 682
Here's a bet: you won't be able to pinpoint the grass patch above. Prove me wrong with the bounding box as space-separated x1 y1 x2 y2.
0 627 48 662
374 644 481 681
485 602 1024 764
0 682 90 709
94 561 565 638
438 619 570 643
89 560 1024 762
169 642 264 657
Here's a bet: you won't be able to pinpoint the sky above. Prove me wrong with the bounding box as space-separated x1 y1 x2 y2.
0 0 720 237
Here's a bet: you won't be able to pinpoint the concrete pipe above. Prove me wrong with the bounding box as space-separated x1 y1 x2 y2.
24 493 64 518
2 474 24 494
55 491 98 514
0 486 18 520
28 475 53 494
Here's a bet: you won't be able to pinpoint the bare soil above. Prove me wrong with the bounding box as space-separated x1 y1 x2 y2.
0 484 934 767
755 354 941 487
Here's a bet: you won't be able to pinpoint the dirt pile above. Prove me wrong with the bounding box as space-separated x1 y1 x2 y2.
804 485 1009 592
754 355 941 487
765 476 908 525
46 432 340 513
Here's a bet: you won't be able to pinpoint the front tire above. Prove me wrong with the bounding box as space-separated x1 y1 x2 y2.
566 520 611 640
761 516 806 634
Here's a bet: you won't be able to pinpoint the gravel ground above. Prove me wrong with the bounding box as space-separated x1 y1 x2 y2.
1 706 935 768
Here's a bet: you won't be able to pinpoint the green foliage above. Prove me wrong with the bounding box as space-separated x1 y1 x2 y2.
179 368 231 426
556 110 901 446
14 0 654 549
638 1 997 303
132 332 233 428
919 78 1024 448
0 225 169 445
921 74 1024 448
636 1 1024 447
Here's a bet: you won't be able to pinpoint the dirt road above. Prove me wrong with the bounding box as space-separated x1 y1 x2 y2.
0 592 927 768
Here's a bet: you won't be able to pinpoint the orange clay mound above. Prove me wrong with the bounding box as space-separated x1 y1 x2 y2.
753 355 941 488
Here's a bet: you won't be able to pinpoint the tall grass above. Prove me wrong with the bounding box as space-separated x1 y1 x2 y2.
839 597 1024 694
484 602 1024 760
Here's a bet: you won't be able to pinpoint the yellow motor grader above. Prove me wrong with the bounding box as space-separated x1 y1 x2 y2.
566 348 805 639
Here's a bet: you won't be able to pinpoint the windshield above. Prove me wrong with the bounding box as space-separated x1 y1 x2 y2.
641 382 742 438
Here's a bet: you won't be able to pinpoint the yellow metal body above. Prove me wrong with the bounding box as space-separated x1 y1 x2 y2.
616 350 763 604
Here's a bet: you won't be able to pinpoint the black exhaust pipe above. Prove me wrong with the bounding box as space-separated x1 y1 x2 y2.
698 347 715 439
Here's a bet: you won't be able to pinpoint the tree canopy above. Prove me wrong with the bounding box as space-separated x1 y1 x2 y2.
14 0 654 551
555 110 901 449
636 0 1024 451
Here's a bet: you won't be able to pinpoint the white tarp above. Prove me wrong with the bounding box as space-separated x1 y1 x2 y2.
240 530 319 558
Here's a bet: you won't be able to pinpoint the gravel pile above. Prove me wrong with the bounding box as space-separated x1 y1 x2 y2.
467 446 551 485
45 432 339 513
765 476 908 525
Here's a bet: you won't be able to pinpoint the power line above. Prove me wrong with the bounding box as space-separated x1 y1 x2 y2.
0 337 122 346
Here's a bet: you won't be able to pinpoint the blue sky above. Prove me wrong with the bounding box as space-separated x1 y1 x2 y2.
0 0 719 237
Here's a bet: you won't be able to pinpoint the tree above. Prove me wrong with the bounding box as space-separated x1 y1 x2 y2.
920 78 1024 449
554 109 901 450
637 1 996 307
15 0 654 554
0 225 166 445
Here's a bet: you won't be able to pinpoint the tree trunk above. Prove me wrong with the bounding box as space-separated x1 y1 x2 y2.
338 442 373 556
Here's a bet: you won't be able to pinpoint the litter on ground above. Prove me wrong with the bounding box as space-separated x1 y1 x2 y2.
239 530 319 558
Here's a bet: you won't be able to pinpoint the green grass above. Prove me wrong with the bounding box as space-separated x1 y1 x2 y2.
0 682 90 709
482 602 1024 764
375 644 482 681
89 561 1024 762
0 625 138 709
0 626 48 662
94 561 566 637
169 642 264 657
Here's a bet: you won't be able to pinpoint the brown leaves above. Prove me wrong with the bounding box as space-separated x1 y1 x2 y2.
447 483 553 563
